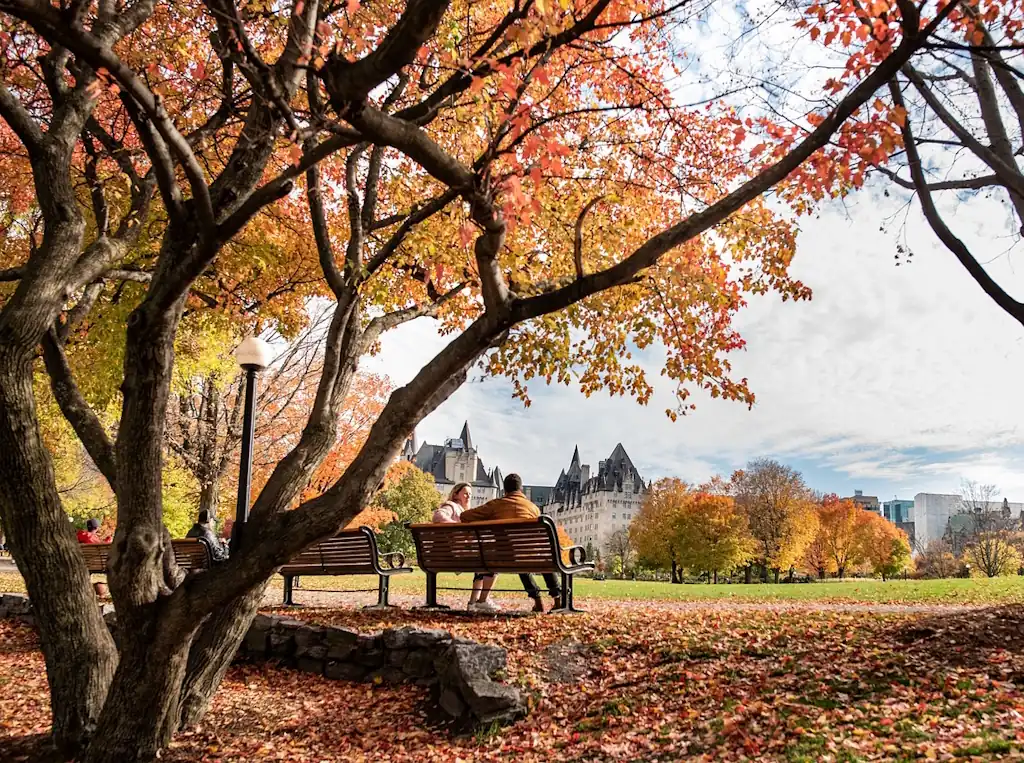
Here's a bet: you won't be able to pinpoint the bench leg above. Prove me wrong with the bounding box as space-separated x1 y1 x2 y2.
415 571 449 611
363 575 396 610
551 573 582 614
283 575 294 606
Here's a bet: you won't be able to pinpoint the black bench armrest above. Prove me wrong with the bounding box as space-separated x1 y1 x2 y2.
564 545 588 566
379 551 406 570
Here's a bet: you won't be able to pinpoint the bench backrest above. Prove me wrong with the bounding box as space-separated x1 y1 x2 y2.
279 529 378 575
80 543 113 574
171 539 213 570
410 518 562 574
80 539 212 574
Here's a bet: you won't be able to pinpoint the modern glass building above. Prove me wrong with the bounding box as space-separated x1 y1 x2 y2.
882 498 914 524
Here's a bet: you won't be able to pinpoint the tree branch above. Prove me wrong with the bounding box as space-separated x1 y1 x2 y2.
889 78 1024 326
509 0 953 322
41 328 118 488
0 82 44 152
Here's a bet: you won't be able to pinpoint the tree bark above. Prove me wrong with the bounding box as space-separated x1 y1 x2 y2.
83 601 196 763
744 564 752 584
198 479 220 521
0 355 118 756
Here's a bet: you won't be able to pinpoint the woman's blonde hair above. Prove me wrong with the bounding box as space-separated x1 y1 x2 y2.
448 482 471 501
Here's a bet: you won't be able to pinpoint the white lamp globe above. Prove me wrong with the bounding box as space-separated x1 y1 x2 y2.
234 336 272 370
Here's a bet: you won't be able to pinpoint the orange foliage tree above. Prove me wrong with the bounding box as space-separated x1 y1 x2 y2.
0 0 963 758
819 494 868 579
859 512 913 580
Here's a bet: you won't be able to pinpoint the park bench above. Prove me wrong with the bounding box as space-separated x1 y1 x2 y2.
409 515 594 612
278 527 412 607
79 539 213 574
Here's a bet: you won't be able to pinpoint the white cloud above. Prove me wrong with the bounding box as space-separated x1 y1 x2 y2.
362 187 1024 500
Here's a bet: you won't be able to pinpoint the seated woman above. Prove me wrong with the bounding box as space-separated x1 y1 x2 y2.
433 483 499 612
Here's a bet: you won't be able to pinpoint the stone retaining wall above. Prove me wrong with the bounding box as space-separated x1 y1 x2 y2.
0 593 525 726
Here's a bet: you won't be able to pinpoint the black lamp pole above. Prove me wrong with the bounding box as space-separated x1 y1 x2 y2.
231 364 259 554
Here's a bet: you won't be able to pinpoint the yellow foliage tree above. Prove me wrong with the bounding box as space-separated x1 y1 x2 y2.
675 492 754 583
732 459 817 582
819 494 867 579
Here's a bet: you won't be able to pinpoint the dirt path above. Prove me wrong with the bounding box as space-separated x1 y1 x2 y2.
260 587 982 615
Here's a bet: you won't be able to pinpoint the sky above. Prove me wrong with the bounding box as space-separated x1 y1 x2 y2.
364 183 1024 502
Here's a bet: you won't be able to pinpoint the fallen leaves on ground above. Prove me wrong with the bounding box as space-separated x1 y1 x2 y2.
5 602 1024 761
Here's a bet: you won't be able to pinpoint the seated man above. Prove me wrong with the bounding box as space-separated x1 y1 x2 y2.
460 473 562 613
186 510 229 562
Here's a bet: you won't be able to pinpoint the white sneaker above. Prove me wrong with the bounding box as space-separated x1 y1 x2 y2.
473 599 502 613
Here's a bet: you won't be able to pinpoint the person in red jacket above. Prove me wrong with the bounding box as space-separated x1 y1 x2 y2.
76 519 108 598
76 518 101 544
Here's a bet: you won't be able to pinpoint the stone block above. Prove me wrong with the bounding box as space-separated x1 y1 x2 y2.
356 632 382 650
270 618 304 658
297 657 325 675
294 625 327 660
387 649 409 667
367 666 407 685
402 649 435 679
407 628 453 649
2 594 31 616
439 688 466 718
460 678 527 724
325 661 368 682
244 616 272 656
325 626 359 660
359 649 385 668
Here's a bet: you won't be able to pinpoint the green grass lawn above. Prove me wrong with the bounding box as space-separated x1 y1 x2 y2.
6 568 1024 605
324 569 1024 605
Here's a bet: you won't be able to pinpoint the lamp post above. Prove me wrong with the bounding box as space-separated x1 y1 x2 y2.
231 336 271 554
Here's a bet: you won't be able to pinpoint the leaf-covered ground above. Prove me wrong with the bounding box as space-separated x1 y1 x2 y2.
5 601 1024 761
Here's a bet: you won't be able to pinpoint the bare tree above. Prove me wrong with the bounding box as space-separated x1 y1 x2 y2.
953 480 1020 576
604 530 634 580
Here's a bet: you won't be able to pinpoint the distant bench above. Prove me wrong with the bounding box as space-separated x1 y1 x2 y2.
79 539 213 574
409 516 594 612
278 527 412 607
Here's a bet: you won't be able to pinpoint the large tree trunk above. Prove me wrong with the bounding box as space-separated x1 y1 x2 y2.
0 354 119 757
178 582 268 727
84 604 197 763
